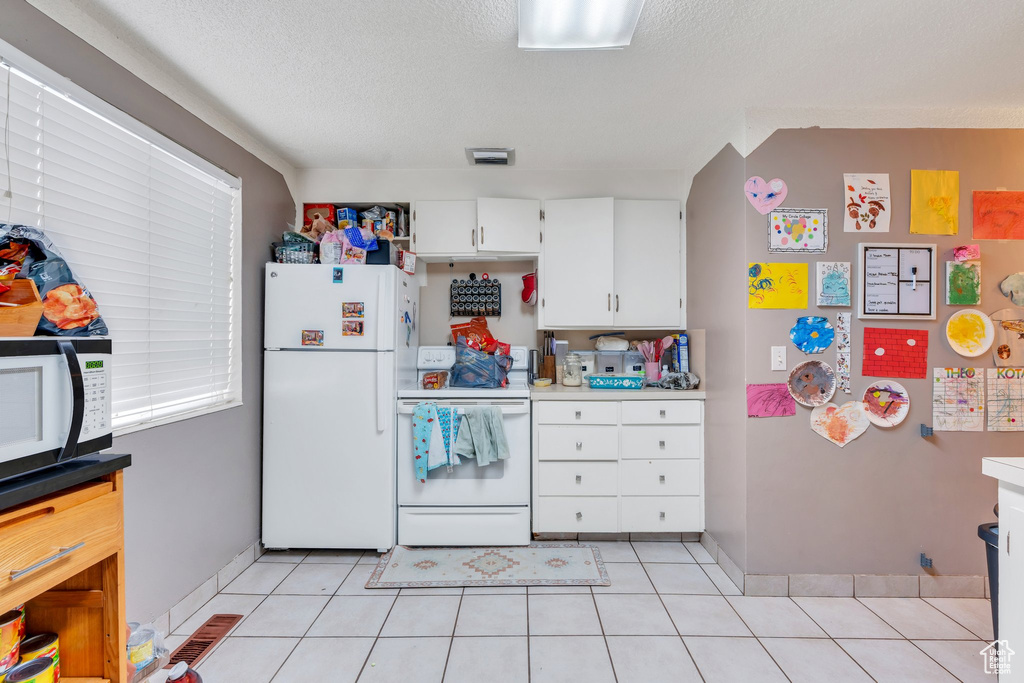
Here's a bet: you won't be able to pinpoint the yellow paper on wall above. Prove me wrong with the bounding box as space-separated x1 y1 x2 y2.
748 262 808 309
910 169 959 234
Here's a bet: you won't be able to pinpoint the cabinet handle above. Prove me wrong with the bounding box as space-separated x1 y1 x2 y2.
659 475 666 483
576 474 582 484
659 409 667 418
659 511 666 520
480 226 484 244
576 441 583 450
472 229 476 246
608 293 611 311
575 410 582 419
615 294 619 312
11 542 85 580
576 512 583 520
659 440 666 448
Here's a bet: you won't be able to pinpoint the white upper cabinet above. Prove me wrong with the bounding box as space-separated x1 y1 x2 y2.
613 199 683 328
540 198 615 328
412 198 541 261
412 200 477 258
477 198 541 254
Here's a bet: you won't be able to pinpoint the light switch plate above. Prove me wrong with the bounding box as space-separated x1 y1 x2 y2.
771 346 787 371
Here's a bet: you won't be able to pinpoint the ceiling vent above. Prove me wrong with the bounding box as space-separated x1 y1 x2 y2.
466 148 515 166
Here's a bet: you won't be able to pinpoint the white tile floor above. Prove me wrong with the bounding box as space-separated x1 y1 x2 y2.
149 541 995 682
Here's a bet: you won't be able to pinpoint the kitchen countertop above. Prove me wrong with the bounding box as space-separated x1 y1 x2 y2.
530 384 705 400
982 457 1024 489
0 453 131 512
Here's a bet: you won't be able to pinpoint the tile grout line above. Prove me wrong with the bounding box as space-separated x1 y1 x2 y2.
587 581 619 683
439 588 465 681
788 596 875 681
352 578 403 682
921 597 994 641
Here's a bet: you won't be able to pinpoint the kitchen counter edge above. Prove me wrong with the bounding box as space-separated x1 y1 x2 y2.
530 385 705 400
982 457 1024 489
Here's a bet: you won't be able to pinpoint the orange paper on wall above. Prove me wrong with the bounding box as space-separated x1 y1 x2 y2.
973 190 1024 240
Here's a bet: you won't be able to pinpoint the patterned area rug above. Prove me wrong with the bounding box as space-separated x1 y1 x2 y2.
366 544 610 588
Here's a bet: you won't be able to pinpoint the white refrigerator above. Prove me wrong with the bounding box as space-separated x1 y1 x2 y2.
262 263 419 551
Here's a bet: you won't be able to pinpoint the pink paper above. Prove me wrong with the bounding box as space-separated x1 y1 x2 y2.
747 383 796 418
953 244 980 262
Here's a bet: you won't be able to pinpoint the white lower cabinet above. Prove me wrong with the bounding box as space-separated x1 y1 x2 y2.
532 398 704 533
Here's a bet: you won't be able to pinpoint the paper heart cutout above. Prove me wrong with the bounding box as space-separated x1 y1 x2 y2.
810 401 870 447
745 176 788 214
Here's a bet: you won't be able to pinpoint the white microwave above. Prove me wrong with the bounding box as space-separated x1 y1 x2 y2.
0 337 112 481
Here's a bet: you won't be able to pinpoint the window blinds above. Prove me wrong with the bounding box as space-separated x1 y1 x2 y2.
0 57 242 432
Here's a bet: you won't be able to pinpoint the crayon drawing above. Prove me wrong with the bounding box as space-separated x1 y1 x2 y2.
844 173 890 232
973 191 1024 240
932 367 985 432
987 368 1024 431
746 384 796 418
748 262 808 309
946 260 981 306
910 170 959 235
817 262 851 307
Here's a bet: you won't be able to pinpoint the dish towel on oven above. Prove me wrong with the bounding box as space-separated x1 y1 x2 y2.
413 403 461 482
454 406 509 467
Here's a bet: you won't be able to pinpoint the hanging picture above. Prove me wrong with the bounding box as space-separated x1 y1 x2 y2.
816 262 851 307
945 261 981 306
744 176 788 214
747 384 796 418
789 316 834 354
835 311 852 394
748 262 809 309
987 368 1024 431
844 173 890 232
973 191 1024 240
945 309 995 358
858 243 937 320
862 327 929 379
990 307 1024 367
787 360 837 407
953 244 980 262
933 367 985 432
862 380 911 428
810 402 870 447
768 208 827 253
910 169 959 235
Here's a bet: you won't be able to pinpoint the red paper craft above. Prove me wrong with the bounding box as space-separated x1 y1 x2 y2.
862 328 929 379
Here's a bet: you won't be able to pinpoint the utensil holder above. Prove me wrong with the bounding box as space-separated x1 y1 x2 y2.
644 362 661 381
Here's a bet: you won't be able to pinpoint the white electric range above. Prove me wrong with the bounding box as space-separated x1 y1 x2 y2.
396 345 531 546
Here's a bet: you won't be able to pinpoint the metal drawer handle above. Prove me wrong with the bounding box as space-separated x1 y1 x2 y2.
576 441 583 450
576 474 582 484
660 512 666 520
11 542 85 580
576 512 583 520
659 475 666 483
659 440 666 448
659 409 667 418
575 410 582 419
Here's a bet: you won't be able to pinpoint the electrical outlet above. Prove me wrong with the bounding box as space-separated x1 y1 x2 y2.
771 346 787 371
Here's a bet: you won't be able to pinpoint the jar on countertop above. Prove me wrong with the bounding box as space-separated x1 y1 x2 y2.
562 352 583 387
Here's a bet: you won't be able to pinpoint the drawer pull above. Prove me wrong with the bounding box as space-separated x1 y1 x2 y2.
575 410 582 419
576 512 583 520
575 475 582 484
659 511 666 520
659 409 667 418
576 441 583 450
10 542 85 581
659 440 666 448
659 475 666 483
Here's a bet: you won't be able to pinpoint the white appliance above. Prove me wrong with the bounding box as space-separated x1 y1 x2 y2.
262 264 419 552
0 337 112 481
397 345 531 546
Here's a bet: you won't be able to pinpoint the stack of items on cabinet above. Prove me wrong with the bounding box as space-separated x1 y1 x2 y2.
537 332 699 391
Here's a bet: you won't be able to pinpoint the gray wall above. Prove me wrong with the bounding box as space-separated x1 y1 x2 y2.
686 144 749 569
1 2 295 620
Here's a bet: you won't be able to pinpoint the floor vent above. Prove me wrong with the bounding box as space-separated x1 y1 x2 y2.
165 614 242 669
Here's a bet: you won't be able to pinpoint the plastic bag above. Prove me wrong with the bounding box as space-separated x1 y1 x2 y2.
0 224 107 336
319 230 344 264
451 336 512 388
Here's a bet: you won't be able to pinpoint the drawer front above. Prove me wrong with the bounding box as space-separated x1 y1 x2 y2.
535 401 618 425
621 425 701 459
535 496 618 533
621 460 700 496
0 482 122 605
537 425 619 461
621 496 702 532
621 400 701 425
539 462 618 496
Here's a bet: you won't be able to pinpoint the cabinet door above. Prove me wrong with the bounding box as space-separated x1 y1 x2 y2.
477 198 541 254
412 200 477 257
1000 486 1024 651
540 198 614 327
613 200 682 328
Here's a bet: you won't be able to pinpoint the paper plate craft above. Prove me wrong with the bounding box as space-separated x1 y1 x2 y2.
744 176 788 215
946 309 995 357
990 307 1024 366
790 316 835 354
788 360 837 407
810 401 871 447
861 380 910 427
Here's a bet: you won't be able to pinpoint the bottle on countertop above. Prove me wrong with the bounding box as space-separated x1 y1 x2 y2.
167 661 203 683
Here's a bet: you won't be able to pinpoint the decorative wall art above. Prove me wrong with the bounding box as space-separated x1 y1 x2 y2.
973 191 1024 240
862 327 929 379
748 262 809 309
862 380 911 428
816 262 851 307
990 307 1024 367
835 312 852 393
810 402 870 447
787 360 837 407
744 176 788 214
999 273 1024 307
910 169 959 235
945 309 995 358
858 244 937 320
953 244 981 262
747 383 796 418
945 260 981 306
987 368 1024 431
844 173 891 232
768 208 828 253
932 367 985 432
790 316 834 354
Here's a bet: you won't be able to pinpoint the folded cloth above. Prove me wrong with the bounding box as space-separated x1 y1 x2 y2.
454 406 509 467
436 406 461 467
412 402 448 482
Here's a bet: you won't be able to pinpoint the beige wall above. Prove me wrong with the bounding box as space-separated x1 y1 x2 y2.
1 2 296 621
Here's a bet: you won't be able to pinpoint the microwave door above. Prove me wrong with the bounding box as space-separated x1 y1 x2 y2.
56 341 85 462
0 346 73 467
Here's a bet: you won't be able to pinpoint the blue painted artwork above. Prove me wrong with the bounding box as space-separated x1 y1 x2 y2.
816 262 851 307
790 316 835 354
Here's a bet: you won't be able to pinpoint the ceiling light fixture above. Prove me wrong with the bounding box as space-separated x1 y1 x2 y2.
466 147 515 166
518 0 645 50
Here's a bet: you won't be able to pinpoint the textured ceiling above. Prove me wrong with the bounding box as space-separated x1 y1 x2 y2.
45 0 1024 172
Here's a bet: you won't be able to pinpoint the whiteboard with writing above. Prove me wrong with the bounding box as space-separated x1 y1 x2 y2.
858 243 937 319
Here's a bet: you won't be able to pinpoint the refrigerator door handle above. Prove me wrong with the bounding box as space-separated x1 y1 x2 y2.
377 352 388 433
377 272 387 345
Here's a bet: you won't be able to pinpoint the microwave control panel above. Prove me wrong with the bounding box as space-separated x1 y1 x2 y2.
80 357 110 437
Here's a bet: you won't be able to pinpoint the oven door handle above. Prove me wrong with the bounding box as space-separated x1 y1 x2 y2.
57 341 85 463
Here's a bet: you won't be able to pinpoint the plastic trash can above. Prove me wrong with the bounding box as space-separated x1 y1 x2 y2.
979 522 999 640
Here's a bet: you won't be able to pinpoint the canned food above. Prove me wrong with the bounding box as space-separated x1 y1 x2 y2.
18 634 58 682
0 611 21 669
3 657 54 683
